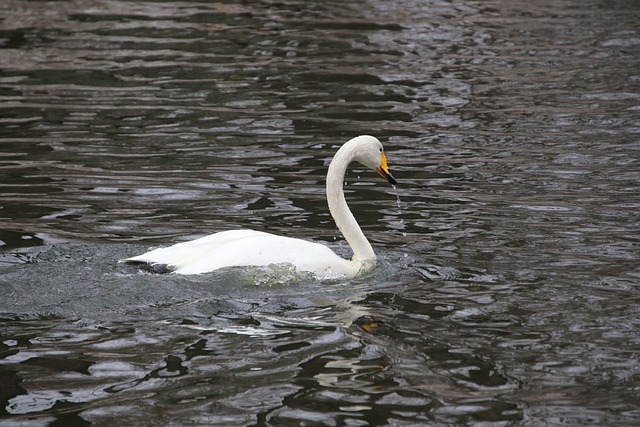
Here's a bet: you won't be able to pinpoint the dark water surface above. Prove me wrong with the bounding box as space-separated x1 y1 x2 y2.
1 0 640 425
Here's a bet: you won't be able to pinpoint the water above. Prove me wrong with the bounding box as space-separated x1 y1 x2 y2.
1 0 639 425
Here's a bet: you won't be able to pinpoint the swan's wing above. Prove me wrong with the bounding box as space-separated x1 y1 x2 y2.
119 230 271 270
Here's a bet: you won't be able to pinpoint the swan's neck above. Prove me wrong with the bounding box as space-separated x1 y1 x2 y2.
326 144 375 263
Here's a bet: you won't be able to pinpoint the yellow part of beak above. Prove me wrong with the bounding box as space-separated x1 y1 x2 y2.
375 152 397 185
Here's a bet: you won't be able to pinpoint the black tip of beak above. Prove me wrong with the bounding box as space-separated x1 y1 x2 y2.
376 166 397 186
387 172 397 186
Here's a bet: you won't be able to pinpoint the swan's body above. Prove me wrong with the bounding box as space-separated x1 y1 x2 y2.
120 135 396 279
124 229 364 277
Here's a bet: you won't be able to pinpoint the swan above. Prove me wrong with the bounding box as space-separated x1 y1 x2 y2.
120 135 396 278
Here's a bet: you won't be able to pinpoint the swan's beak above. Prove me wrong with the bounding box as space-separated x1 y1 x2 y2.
376 152 397 186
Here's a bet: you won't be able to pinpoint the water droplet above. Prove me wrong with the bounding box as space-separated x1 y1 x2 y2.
393 186 406 233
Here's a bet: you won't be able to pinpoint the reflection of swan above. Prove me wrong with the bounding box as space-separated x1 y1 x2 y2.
120 135 396 278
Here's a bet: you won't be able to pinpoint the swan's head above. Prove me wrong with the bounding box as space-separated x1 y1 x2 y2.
348 135 397 186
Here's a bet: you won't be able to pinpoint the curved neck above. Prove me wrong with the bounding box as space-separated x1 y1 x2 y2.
326 143 375 263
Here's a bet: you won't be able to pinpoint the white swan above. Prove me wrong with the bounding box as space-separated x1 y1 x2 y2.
120 135 396 278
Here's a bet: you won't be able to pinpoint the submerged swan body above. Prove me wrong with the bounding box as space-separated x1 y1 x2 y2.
120 135 396 278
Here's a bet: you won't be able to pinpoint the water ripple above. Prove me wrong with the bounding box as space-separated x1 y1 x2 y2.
1 0 640 425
